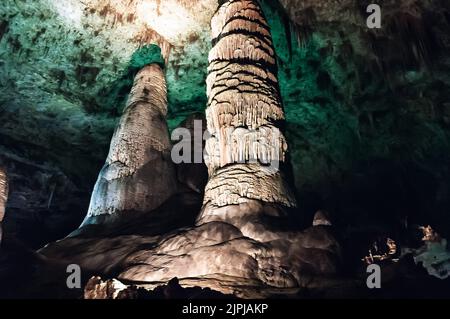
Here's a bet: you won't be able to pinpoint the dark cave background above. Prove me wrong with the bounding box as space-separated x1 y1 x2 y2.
0 0 449 272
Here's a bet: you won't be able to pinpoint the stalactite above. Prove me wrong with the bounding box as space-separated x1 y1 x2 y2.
201 0 296 209
0 165 8 243
81 63 177 226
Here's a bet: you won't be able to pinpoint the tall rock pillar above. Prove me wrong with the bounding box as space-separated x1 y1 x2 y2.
81 63 177 226
199 0 296 226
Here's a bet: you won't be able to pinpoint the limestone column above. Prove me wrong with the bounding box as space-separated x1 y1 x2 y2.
199 0 296 224
81 63 177 226
0 165 8 243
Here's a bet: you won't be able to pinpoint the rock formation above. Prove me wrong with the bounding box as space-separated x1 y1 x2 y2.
199 0 297 231
39 0 342 298
116 0 342 293
202 0 296 210
2 0 450 299
413 226 450 279
0 165 8 243
81 63 177 226
84 276 231 299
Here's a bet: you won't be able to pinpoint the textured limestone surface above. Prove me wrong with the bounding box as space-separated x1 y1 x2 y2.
82 64 177 226
84 276 232 299
202 0 296 208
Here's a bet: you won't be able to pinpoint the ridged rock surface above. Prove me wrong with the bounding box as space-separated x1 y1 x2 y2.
2 0 450 251
82 64 177 226
202 0 296 208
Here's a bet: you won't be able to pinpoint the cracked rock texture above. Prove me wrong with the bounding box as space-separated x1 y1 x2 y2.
82 63 177 226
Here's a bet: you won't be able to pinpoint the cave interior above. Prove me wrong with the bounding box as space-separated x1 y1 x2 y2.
0 0 450 299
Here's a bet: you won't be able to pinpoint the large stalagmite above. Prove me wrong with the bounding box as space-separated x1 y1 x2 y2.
0 165 8 243
81 63 177 226
202 0 296 210
197 0 297 238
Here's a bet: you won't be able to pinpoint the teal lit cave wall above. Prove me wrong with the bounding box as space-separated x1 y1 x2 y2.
94 42 210 131
165 35 210 130
259 1 450 232
120 1 450 232
260 1 360 192
94 44 165 117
